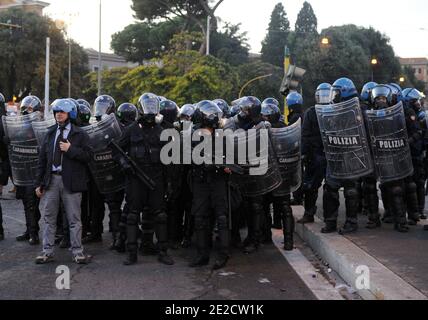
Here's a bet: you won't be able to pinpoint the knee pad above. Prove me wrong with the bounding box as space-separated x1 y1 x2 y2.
127 211 139 226
406 181 417 194
344 187 359 200
194 216 209 231
217 215 228 230
363 182 377 195
155 211 168 225
391 185 403 198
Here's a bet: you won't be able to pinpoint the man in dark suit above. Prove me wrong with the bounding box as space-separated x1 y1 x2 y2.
34 99 91 264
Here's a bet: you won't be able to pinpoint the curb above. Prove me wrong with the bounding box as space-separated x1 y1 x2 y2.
293 206 427 300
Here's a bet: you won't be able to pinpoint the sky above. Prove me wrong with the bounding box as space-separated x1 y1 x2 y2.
44 0 428 58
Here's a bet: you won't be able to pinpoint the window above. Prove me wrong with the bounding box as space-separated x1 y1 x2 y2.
418 68 422 74
93 66 99 72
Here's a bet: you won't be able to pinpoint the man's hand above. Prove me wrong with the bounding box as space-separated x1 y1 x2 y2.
35 187 44 198
60 140 71 152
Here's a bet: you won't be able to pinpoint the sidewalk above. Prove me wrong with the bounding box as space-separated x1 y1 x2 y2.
292 191 428 300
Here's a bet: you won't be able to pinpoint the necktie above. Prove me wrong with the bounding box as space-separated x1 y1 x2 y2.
53 127 65 168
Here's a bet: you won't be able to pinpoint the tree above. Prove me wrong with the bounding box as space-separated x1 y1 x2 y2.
111 19 249 66
261 3 290 67
83 67 131 105
131 0 225 54
0 9 89 101
235 61 284 105
210 23 250 66
111 19 183 64
110 33 240 106
295 1 318 36
285 1 320 107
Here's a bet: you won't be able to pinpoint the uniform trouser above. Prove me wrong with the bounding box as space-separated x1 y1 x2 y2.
105 190 125 235
127 171 166 254
362 176 380 223
274 194 294 243
411 160 426 216
17 186 41 237
39 175 83 256
303 155 326 217
244 195 264 246
192 176 229 258
89 181 105 236
119 189 131 243
404 174 420 221
323 178 360 226
381 180 407 225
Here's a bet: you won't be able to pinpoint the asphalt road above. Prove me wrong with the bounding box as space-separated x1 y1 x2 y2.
0 191 316 300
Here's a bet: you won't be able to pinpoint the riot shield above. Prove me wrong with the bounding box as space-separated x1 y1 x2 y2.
316 97 373 180
270 119 302 196
365 102 413 183
228 122 282 197
82 114 126 194
32 116 56 145
2 112 42 186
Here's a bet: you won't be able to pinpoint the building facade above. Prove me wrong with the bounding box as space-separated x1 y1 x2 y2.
0 0 49 16
85 48 138 72
399 57 428 87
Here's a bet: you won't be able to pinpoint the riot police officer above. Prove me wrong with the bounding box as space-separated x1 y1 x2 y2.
298 83 331 224
403 88 426 225
82 95 118 244
261 101 283 230
159 99 183 249
176 104 195 248
94 95 116 122
15 96 42 245
213 99 231 119
319 78 365 234
287 92 304 206
115 93 173 266
112 103 138 253
366 85 412 232
260 101 296 250
228 96 281 253
189 100 231 269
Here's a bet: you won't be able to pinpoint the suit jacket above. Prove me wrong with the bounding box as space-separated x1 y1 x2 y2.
36 123 90 193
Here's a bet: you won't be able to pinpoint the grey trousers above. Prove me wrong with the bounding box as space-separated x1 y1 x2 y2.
39 175 83 256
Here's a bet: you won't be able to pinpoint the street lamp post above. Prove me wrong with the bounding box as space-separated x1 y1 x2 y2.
98 0 102 96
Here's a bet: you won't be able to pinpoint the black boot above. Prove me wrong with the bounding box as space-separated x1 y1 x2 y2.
158 250 174 265
394 223 409 233
115 233 126 253
213 227 230 270
189 229 210 267
297 214 315 224
339 221 358 235
282 204 295 251
123 252 138 265
29 233 40 245
366 219 381 229
16 231 30 242
321 222 337 234
109 232 119 250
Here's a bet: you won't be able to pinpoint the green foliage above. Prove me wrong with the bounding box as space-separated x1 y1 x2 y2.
235 61 284 105
83 67 131 105
261 3 290 67
295 1 318 36
0 9 88 101
111 19 249 66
